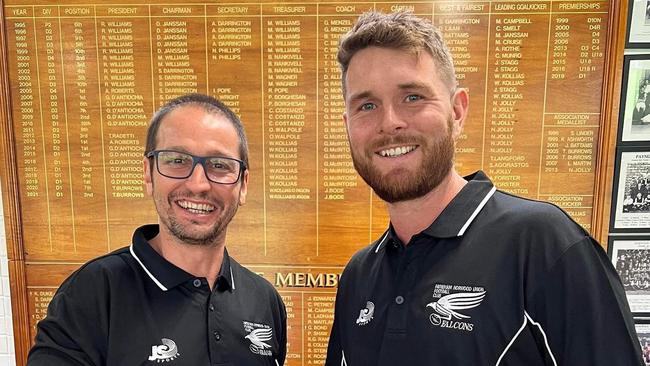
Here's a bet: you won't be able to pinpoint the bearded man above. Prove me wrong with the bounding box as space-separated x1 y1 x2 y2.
326 11 643 366
28 94 286 366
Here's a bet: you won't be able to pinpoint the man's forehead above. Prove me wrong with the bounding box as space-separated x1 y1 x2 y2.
162 106 228 127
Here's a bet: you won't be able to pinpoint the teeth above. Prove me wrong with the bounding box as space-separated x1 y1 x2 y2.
379 145 416 157
178 200 215 213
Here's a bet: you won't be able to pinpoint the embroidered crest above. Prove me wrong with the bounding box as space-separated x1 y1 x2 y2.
243 321 274 356
148 338 180 363
426 283 486 332
356 301 375 326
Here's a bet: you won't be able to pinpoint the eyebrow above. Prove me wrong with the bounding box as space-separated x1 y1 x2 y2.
347 90 373 105
159 147 230 157
397 82 433 93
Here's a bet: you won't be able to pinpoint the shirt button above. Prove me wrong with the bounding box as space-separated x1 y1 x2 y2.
209 304 215 312
213 331 221 341
395 295 404 305
193 279 202 287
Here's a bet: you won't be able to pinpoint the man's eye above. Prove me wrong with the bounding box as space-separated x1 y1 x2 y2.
406 94 422 102
209 159 235 172
360 103 376 111
167 157 189 165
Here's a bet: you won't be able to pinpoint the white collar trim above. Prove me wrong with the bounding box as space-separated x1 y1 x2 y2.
374 231 390 253
457 186 496 236
129 244 168 292
230 265 236 290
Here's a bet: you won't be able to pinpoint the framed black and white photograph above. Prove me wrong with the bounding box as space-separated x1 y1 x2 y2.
611 147 650 232
608 236 650 315
627 0 650 48
618 55 650 143
636 320 650 365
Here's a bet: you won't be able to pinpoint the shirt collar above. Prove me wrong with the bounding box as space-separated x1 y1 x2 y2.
377 171 496 251
216 249 235 292
129 224 235 292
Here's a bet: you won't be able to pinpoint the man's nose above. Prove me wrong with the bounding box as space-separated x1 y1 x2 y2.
378 105 407 134
185 163 212 192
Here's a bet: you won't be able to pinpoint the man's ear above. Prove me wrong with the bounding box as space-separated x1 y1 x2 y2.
450 88 469 140
238 169 249 206
343 111 351 136
144 157 153 196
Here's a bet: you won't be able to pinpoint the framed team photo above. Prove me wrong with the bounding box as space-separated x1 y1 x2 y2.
628 0 650 48
636 320 650 365
608 236 650 315
611 147 650 232
618 55 650 143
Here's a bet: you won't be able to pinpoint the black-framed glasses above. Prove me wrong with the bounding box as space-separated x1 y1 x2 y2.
146 150 246 184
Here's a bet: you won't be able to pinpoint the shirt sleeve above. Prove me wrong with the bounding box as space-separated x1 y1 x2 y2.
325 298 344 366
326 262 353 366
277 297 288 366
527 237 644 366
27 267 109 366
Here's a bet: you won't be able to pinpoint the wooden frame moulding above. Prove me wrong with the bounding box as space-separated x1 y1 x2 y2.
593 0 628 246
0 0 31 363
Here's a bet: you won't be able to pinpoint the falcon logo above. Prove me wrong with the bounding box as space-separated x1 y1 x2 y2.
243 321 274 356
148 338 180 363
427 283 486 332
356 301 375 326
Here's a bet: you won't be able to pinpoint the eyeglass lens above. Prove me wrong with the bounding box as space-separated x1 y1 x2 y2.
156 151 241 184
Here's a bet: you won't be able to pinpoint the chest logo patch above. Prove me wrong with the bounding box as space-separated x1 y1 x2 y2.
426 283 486 332
356 301 375 326
148 338 180 363
243 321 274 356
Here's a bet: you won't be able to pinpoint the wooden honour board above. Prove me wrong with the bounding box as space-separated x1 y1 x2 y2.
0 0 626 364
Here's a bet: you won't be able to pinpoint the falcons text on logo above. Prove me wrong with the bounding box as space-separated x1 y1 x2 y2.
427 283 486 332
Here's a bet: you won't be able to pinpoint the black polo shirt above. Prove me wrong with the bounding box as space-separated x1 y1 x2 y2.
28 225 286 366
326 171 643 366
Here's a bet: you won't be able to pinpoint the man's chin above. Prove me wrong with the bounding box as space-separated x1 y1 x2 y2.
170 225 222 246
367 169 450 203
372 187 423 203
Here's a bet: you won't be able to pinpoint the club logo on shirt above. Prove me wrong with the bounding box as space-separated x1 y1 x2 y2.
356 301 375 326
426 283 486 332
243 321 274 356
148 338 180 363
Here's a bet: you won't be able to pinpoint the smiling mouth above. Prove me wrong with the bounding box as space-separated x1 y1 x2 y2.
378 145 417 158
177 200 215 214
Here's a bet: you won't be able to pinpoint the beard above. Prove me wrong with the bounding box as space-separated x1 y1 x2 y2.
154 190 240 246
350 117 455 203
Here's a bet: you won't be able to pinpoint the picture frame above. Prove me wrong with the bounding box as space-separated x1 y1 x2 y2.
608 236 650 316
627 0 650 48
610 147 650 232
618 55 650 143
636 319 650 365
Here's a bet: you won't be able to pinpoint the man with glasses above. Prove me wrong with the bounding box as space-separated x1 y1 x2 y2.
28 94 287 366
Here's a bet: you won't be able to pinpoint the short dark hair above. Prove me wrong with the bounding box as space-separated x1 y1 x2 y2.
144 93 249 169
338 11 456 94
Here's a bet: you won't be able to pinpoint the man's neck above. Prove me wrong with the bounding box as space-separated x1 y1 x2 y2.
149 227 226 289
387 171 467 245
